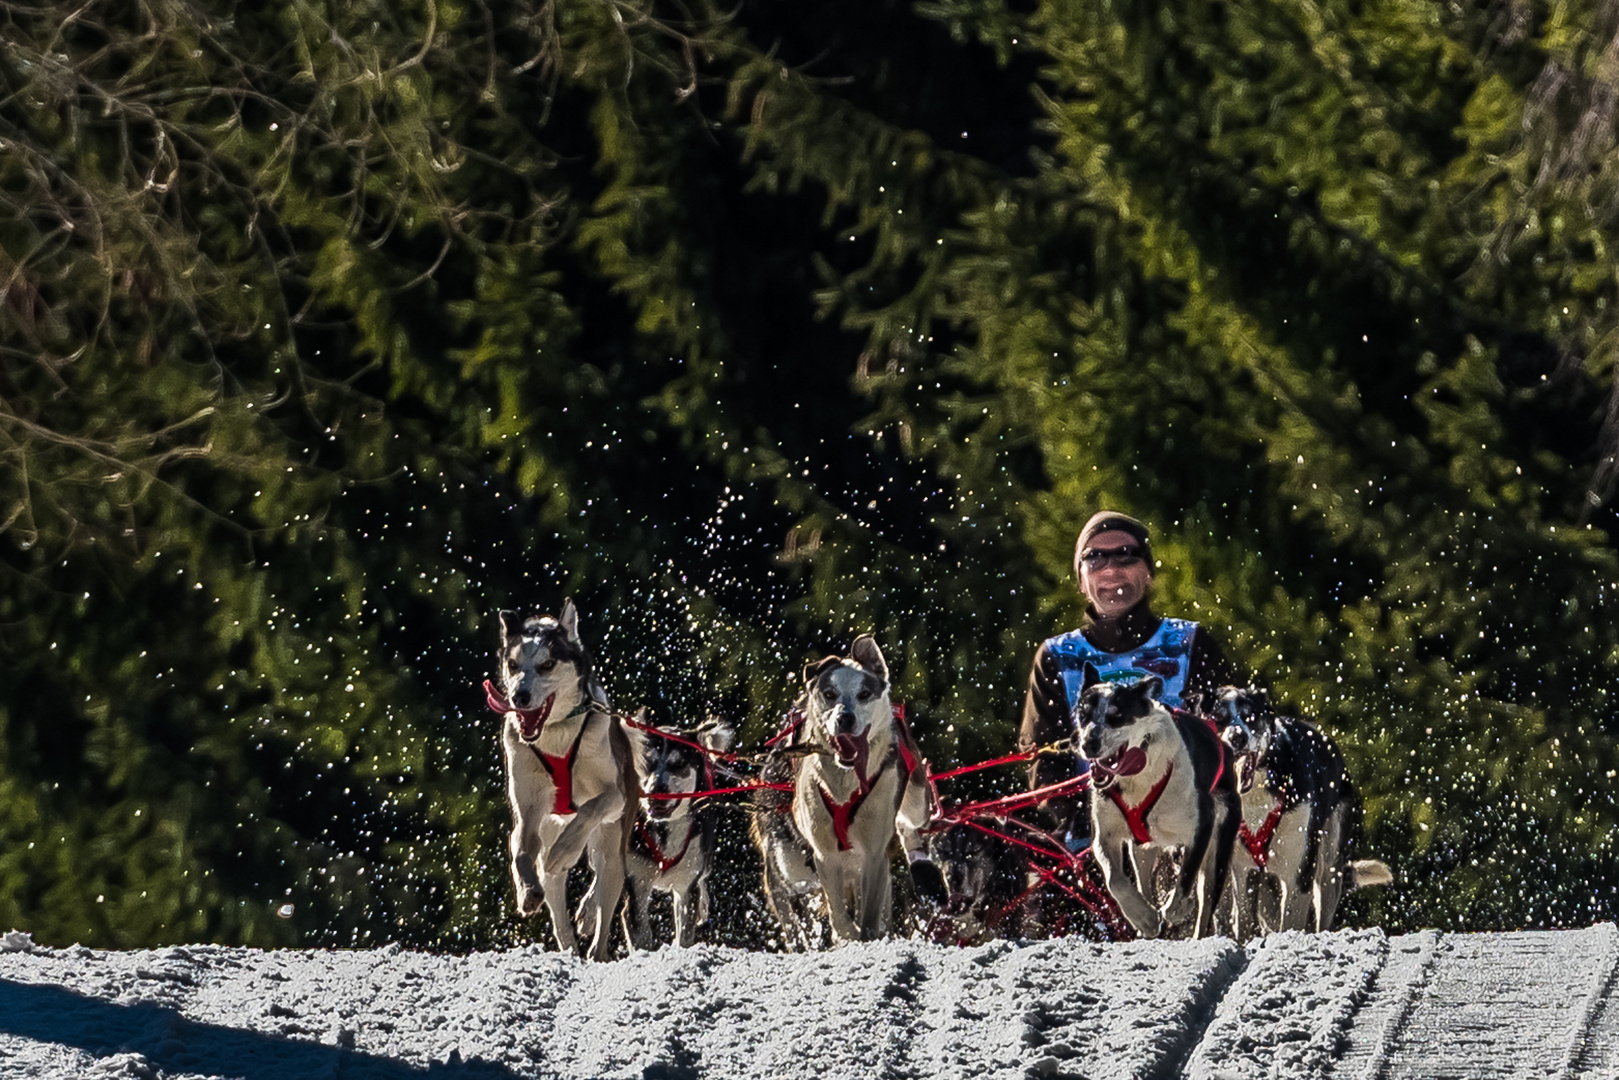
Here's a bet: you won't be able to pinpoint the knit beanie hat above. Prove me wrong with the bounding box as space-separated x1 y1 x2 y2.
1073 511 1153 575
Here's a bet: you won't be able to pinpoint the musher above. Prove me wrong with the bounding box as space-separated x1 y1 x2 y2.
1018 510 1252 849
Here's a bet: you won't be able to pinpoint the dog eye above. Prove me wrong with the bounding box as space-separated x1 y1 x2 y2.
538 659 556 673
856 689 872 702
821 688 838 702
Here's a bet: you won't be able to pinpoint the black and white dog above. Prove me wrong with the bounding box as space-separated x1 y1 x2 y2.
1075 666 1239 940
488 603 636 960
1206 686 1392 938
750 636 934 947
623 712 735 949
920 821 1038 945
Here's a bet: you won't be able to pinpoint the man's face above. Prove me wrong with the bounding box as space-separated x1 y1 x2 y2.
1078 528 1152 618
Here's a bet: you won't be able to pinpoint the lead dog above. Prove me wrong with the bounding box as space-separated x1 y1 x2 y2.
623 712 735 948
1206 686 1392 938
488 602 636 959
750 636 934 946
1076 665 1239 939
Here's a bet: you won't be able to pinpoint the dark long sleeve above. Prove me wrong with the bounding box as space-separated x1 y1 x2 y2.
1018 643 1083 827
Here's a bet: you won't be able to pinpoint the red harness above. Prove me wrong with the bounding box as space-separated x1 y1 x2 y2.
1238 799 1288 869
815 705 920 852
484 678 595 815
531 721 591 815
1106 766 1175 845
633 817 697 875
1102 713 1231 846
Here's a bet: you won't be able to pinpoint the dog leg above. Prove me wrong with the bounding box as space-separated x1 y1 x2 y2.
623 871 654 951
1164 794 1217 934
1228 864 1263 941
538 861 578 954
548 790 616 873
509 818 546 918
1194 793 1239 941
578 826 627 962
1100 836 1163 938
673 880 701 948
858 852 892 941
819 858 860 945
1312 802 1350 932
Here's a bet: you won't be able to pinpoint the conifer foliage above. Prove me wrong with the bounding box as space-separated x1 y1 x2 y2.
0 0 1613 946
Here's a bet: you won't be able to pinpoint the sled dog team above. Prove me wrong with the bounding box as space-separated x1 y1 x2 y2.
487 598 1391 957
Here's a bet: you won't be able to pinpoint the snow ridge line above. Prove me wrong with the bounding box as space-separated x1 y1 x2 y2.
1159 943 1250 1080
1353 929 1440 1080
1560 922 1619 1080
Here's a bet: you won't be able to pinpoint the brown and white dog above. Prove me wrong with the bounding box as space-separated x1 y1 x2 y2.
750 636 933 946
1206 685 1392 938
623 712 734 949
488 602 636 960
1076 665 1239 939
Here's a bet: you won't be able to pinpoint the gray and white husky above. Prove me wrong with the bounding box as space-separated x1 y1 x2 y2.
750 636 934 947
1206 685 1392 938
490 602 636 960
1076 665 1239 940
623 712 735 949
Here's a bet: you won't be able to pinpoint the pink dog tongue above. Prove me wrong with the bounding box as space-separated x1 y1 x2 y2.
831 733 867 769
1106 746 1148 778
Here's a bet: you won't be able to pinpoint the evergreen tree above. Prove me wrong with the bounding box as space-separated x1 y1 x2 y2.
0 0 1614 948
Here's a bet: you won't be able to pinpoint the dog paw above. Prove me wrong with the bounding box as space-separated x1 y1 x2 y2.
517 889 544 917
1161 892 1196 926
909 859 948 905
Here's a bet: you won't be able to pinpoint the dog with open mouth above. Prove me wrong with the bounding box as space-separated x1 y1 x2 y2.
750 636 934 946
1204 685 1392 938
1076 664 1239 939
489 602 636 960
623 712 734 949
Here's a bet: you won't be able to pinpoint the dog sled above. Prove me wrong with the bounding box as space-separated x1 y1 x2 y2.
918 752 1134 945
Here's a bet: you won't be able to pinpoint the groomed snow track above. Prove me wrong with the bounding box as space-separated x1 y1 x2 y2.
3 925 1616 1079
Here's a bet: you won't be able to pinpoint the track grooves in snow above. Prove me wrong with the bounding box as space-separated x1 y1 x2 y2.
6 928 1619 1079
1184 929 1387 1079
1370 927 1614 1079
1565 923 1619 1080
1331 928 1437 1080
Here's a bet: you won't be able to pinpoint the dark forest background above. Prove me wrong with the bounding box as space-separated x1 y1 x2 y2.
2 0 1618 949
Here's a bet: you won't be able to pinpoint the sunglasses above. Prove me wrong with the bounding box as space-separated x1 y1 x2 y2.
1080 544 1145 569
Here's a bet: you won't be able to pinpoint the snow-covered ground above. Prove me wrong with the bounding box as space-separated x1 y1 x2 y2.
3 924 1616 1079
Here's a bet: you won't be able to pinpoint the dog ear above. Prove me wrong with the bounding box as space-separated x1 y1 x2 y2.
625 706 652 753
559 598 581 645
1137 674 1164 702
499 610 525 642
1181 689 1205 719
849 634 888 683
1249 686 1269 711
803 655 841 685
698 717 736 754
1081 661 1102 690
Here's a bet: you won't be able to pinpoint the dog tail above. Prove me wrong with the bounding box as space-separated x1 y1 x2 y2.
1346 859 1393 890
